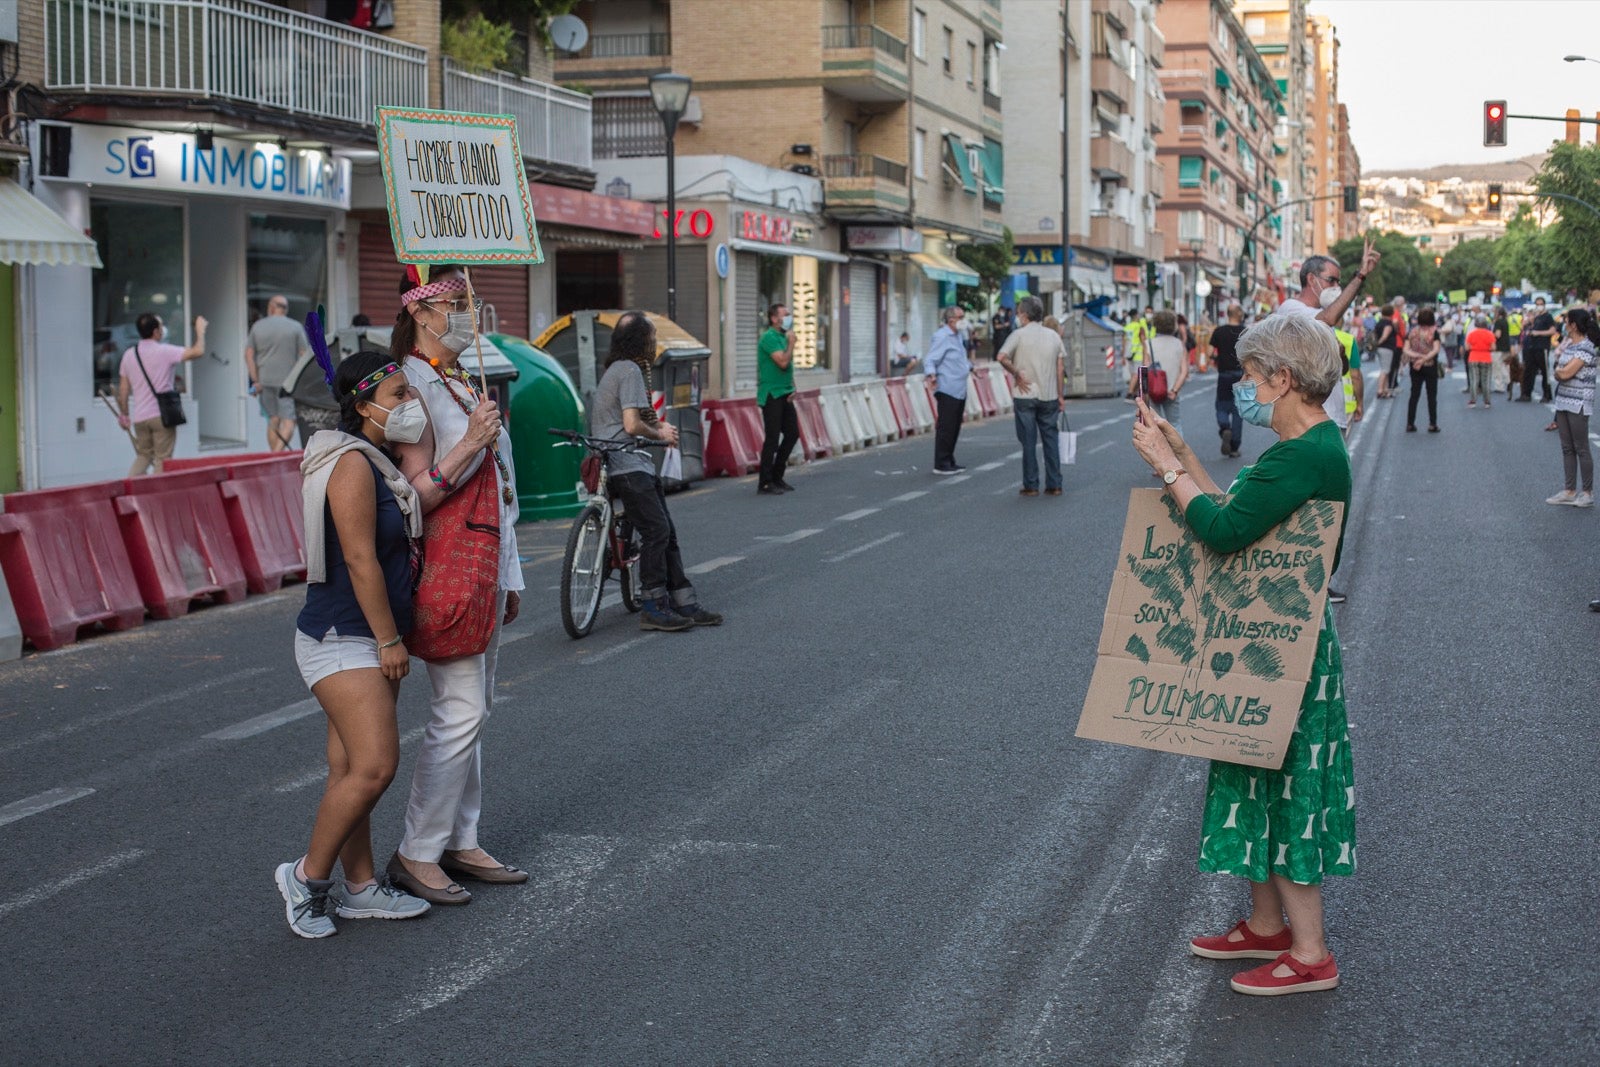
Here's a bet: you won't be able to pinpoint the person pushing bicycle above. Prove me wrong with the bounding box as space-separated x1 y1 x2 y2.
590 311 723 631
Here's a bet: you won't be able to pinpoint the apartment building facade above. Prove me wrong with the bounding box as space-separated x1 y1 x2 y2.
0 0 660 490
556 0 1004 398
1234 0 1308 273
1305 14 1341 252
1336 103 1361 242
1154 0 1284 319
1002 0 1165 315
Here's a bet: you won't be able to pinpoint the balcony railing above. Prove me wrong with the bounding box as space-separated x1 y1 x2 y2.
443 59 592 170
824 154 907 184
44 0 427 127
568 31 669 59
983 89 1001 112
821 23 908 63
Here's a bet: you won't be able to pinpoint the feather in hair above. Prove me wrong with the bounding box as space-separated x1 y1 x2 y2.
304 311 336 388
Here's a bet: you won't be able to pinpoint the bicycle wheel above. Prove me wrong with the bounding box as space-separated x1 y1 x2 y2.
561 502 609 638
619 525 642 614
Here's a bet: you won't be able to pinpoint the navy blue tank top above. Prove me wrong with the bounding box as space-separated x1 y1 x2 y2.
297 458 414 641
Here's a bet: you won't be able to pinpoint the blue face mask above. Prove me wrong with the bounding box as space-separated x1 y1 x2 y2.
1234 377 1279 428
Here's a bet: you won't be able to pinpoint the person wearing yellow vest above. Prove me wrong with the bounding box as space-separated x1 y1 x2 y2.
1123 309 1153 397
1331 325 1363 430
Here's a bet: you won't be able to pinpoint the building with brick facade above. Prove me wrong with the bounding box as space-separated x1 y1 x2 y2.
555 0 1004 396
1154 0 1284 318
1002 0 1166 317
1234 0 1308 274
0 1 660 490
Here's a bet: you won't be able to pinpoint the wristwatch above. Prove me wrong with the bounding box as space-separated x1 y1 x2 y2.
1162 467 1186 486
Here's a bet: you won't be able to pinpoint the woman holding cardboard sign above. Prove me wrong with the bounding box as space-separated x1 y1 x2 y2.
383 263 528 906
1131 312 1354 997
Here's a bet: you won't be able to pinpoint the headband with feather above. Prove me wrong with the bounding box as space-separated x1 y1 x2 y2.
303 311 336 390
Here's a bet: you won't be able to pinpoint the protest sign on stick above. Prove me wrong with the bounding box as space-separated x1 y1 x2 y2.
375 107 543 391
1076 489 1344 770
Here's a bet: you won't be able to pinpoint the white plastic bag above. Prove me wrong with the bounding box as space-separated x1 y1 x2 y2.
660 446 684 483
1059 430 1079 466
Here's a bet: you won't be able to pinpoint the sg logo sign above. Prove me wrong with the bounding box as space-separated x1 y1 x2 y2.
105 136 157 180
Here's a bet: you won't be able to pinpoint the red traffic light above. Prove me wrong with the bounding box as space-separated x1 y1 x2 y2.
1484 99 1507 147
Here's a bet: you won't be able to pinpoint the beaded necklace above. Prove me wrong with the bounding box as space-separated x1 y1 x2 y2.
418 351 514 506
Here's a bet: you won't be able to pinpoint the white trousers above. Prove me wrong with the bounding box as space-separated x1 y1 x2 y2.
400 593 504 862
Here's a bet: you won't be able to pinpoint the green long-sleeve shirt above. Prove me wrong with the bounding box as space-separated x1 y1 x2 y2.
1185 419 1352 574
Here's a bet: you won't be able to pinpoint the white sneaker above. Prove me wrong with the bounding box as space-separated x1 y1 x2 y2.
275 861 337 939
335 878 431 920
1575 491 1595 508
1546 490 1577 505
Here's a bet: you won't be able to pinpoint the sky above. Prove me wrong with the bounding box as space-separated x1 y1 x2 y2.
1312 0 1600 173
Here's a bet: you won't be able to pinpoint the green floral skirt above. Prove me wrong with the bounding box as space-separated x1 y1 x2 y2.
1197 603 1356 885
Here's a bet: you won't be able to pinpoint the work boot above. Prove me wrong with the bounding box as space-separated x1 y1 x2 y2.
674 602 724 626
640 598 694 632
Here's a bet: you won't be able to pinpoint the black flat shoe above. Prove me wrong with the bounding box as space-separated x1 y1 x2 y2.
1406 425 1417 432
441 853 530 885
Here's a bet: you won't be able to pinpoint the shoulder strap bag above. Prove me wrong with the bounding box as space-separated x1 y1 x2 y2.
132 344 187 428
407 457 501 662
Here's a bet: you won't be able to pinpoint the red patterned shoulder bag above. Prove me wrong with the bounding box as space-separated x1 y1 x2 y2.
408 458 501 662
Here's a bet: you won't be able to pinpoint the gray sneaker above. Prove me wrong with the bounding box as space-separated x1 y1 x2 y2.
1575 491 1595 508
275 861 337 939
335 879 431 920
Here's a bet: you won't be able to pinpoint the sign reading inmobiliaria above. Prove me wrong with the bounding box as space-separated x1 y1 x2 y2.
375 107 543 265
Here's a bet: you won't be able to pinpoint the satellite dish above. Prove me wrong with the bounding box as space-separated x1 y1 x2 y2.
549 14 589 54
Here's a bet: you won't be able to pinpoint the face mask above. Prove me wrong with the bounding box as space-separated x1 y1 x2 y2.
367 397 426 445
425 309 476 354
1234 377 1280 428
1319 286 1341 310
782 314 793 330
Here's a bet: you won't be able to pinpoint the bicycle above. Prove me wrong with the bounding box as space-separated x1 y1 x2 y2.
548 429 655 639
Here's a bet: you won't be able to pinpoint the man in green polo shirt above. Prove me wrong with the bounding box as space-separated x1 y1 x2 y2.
757 302 799 495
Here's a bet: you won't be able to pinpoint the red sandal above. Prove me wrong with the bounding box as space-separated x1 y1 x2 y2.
1189 920 1292 960
1230 951 1340 996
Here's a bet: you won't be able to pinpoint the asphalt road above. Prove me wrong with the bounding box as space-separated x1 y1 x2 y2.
1 364 1596 1066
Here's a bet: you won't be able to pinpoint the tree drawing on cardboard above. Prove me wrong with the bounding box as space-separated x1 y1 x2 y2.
1077 490 1343 770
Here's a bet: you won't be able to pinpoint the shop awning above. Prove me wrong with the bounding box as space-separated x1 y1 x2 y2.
942 133 978 194
0 180 102 268
1214 68 1231 90
728 237 849 263
911 250 979 286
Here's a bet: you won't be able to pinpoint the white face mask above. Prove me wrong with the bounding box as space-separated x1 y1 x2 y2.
1319 285 1341 310
781 314 793 330
367 397 426 445
425 309 477 354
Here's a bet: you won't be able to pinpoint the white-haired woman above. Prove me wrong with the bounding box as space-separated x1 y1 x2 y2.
1131 313 1355 997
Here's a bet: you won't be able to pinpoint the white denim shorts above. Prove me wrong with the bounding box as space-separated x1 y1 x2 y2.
295 629 382 690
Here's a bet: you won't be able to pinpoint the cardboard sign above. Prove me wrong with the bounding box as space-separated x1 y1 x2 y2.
375 107 543 265
1076 490 1344 770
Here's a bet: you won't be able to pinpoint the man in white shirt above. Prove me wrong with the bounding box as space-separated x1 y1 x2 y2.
996 296 1067 496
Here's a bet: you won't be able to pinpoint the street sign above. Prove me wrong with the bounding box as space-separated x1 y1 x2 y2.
375 107 543 265
714 242 730 279
1077 490 1344 770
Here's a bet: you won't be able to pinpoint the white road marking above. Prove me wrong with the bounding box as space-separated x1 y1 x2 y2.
0 668 275 757
203 698 320 741
581 634 654 664
755 528 823 543
824 531 904 563
933 474 970 485
271 725 428 794
0 849 149 919
1006 450 1022 459
0 786 96 828
975 461 1005 471
991 480 1023 495
1086 439 1117 455
889 491 928 503
685 556 743 575
835 507 881 522
499 627 535 646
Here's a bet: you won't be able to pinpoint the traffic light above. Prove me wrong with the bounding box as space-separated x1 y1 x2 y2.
1487 184 1502 215
1434 256 1443 268
1342 185 1358 212
1483 100 1506 146
1145 261 1159 290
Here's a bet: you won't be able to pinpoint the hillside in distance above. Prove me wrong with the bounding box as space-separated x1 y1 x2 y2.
1365 153 1547 182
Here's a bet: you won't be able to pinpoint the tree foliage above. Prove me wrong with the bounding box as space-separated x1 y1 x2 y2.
955 227 1016 311
1438 238 1498 296
1330 231 1436 303
1530 142 1600 295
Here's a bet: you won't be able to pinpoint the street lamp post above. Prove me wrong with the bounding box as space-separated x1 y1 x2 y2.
1187 238 1204 325
649 72 693 323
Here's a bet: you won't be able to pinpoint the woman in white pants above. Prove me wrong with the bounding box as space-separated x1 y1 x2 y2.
387 263 528 905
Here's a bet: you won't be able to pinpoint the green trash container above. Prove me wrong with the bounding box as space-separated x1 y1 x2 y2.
487 333 587 523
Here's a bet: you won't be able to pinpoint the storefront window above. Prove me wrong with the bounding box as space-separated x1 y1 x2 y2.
247 214 327 325
89 201 185 397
